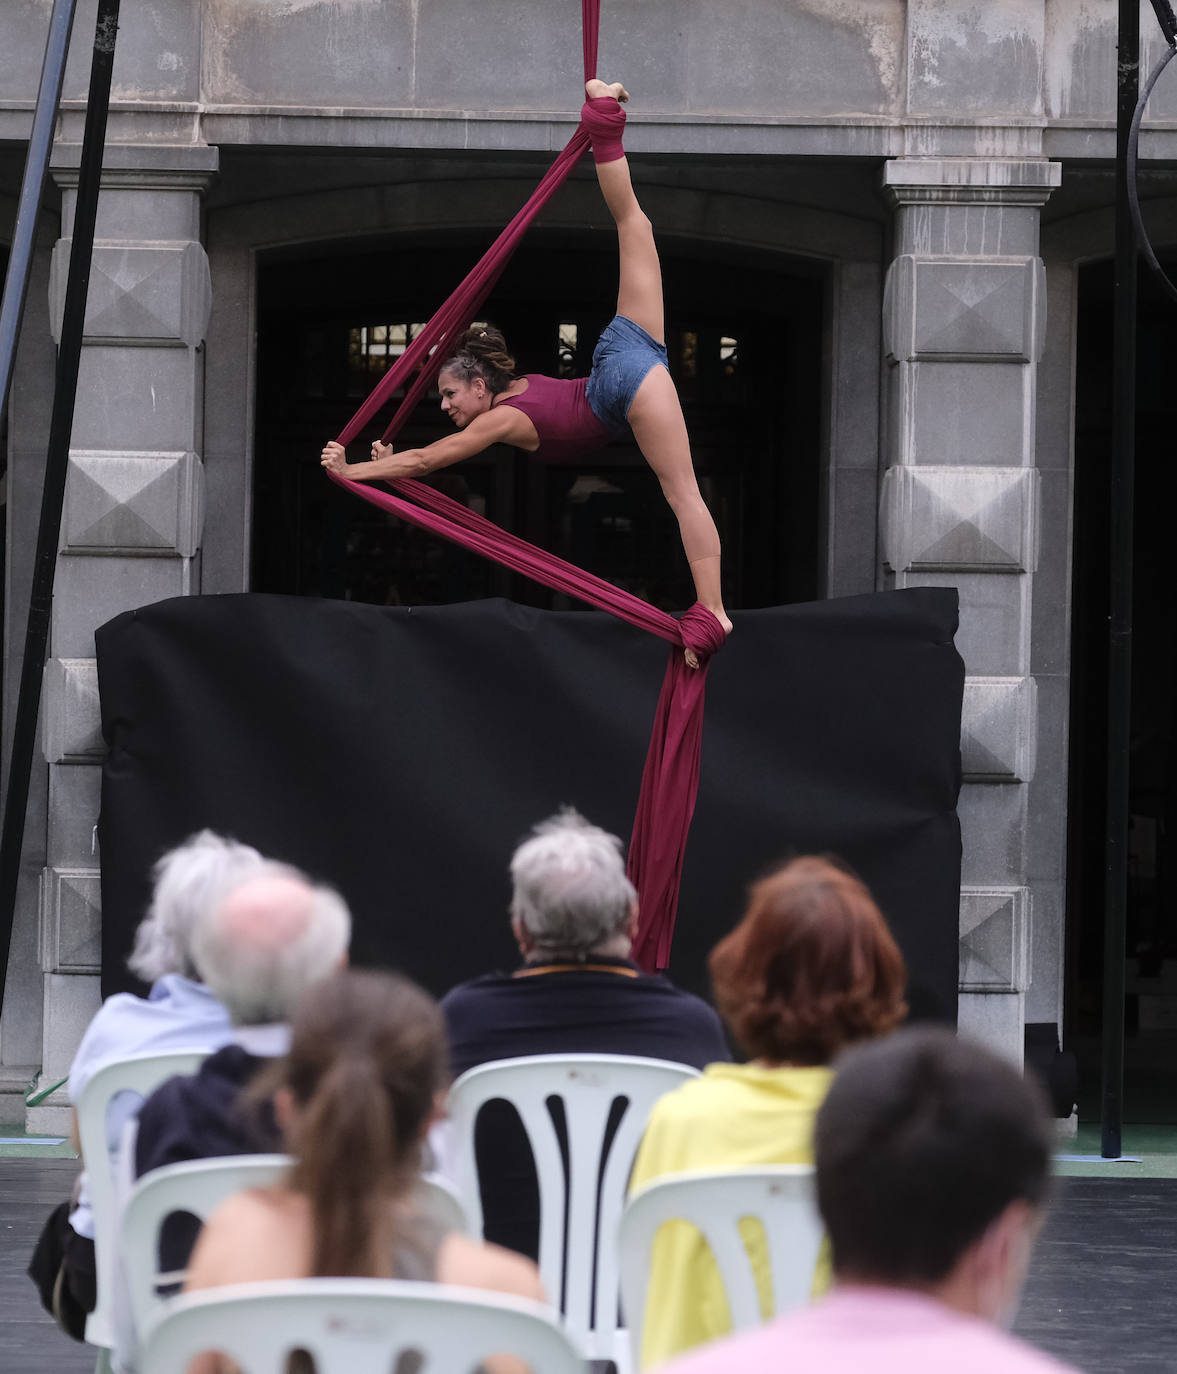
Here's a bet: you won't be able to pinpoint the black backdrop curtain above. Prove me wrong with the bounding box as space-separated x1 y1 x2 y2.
96 589 963 1019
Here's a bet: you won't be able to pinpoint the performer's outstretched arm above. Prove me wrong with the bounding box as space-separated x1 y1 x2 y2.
321 405 524 482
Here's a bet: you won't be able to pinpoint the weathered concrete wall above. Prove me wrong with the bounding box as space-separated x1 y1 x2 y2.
4 2 1174 152
908 0 1045 118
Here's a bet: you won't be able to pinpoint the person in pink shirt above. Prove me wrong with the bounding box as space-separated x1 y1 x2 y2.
658 1026 1083 1374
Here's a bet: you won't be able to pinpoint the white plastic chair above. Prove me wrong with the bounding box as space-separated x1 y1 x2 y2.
121 1153 292 1337
419 1169 471 1237
75 1049 208 1356
447 1053 698 1364
618 1165 824 1365
121 1157 472 1337
140 1278 584 1374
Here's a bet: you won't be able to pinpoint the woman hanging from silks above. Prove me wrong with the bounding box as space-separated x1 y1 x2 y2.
321 81 731 665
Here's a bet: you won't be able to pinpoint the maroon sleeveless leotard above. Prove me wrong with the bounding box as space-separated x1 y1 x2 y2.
494 374 614 463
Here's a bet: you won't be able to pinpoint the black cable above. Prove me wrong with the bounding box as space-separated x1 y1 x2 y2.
1148 0 1177 47
1127 36 1177 305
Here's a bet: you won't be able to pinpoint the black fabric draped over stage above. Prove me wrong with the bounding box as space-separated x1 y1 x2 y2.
96 590 963 1019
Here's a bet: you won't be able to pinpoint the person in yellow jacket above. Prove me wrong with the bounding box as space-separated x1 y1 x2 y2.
628 855 909 1368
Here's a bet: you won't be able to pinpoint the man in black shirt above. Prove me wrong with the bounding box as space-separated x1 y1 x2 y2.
440 807 730 1256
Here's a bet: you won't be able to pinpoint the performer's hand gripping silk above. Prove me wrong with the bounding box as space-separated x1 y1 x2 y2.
322 81 731 659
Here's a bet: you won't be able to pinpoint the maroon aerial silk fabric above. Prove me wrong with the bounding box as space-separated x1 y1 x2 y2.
330 0 724 970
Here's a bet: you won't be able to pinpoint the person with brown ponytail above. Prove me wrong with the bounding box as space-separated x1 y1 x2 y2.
182 969 542 1364
321 79 731 656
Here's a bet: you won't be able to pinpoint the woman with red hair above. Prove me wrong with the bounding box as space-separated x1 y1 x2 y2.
629 855 908 1368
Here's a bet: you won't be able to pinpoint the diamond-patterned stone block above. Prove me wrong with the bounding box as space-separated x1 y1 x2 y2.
885 255 1045 362
40 973 102 1086
881 465 1038 573
43 658 103 764
959 886 1030 994
39 868 102 975
63 450 202 556
50 240 211 346
962 675 1037 782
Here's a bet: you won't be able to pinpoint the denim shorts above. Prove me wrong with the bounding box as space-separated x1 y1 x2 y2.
585 314 669 433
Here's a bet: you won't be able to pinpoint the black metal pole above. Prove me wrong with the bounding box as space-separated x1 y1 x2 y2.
0 0 78 425
1101 0 1139 1159
0 0 120 1019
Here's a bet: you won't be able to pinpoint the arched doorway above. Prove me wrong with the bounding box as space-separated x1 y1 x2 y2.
251 226 825 612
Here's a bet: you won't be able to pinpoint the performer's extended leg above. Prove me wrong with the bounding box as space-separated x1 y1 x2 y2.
627 368 727 628
585 80 731 642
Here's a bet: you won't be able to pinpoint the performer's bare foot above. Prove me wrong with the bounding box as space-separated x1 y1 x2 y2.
683 611 732 669
586 78 629 103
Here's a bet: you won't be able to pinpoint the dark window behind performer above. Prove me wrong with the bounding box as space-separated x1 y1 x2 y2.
322 80 732 664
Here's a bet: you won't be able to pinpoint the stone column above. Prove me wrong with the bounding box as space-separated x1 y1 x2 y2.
879 158 1060 1064
27 146 216 1131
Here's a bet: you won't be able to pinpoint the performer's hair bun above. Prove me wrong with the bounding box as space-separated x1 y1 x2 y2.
440 323 516 394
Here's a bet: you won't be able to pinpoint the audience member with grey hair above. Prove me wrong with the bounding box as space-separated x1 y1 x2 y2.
509 807 638 959
440 806 728 1259
126 830 266 984
134 862 351 1184
37 832 265 1337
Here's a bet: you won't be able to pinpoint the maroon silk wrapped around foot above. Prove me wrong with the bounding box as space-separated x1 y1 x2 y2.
580 97 626 164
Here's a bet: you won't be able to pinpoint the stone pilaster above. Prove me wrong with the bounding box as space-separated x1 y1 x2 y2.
27 146 217 1131
879 158 1060 1064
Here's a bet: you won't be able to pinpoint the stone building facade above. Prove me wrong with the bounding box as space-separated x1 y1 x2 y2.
2 1 1173 1127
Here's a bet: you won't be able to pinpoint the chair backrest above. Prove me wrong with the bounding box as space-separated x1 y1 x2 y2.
122 1159 472 1337
75 1049 209 1349
419 1170 470 1237
447 1053 698 1360
121 1153 292 1337
618 1165 824 1363
141 1278 584 1374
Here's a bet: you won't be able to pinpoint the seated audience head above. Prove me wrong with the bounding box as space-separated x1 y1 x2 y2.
708 855 907 1065
126 830 265 984
815 1026 1053 1324
262 969 448 1277
509 807 638 960
190 863 351 1026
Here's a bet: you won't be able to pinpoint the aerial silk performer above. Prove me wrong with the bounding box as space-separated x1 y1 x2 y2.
321 81 731 664
321 44 728 970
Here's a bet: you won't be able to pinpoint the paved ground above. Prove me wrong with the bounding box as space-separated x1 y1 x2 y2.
1 1159 1174 1373
1 1159 94 1374
1014 1177 1177 1372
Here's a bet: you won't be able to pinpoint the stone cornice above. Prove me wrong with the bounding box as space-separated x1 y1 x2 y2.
50 143 218 193
883 157 1062 208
